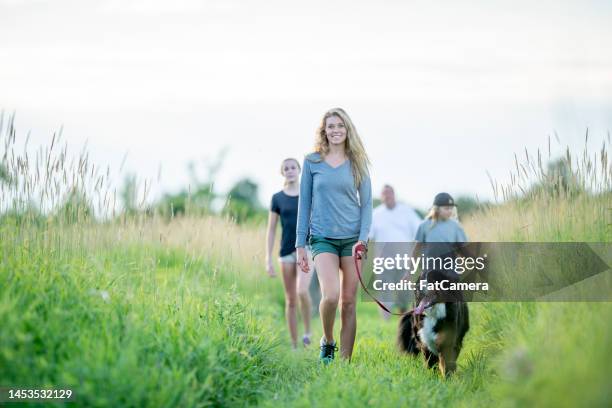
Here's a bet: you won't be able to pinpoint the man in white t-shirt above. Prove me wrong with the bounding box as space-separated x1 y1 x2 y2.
368 184 422 319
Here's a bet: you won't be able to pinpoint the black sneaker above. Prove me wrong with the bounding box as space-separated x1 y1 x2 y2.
319 337 338 365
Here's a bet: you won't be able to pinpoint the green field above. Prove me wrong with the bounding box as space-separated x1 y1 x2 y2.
1 130 611 407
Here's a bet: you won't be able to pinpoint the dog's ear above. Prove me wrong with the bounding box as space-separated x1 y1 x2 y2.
398 312 420 355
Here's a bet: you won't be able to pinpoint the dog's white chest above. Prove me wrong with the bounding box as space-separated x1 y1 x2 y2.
418 303 446 355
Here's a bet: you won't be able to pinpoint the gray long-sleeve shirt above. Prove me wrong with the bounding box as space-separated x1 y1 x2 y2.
295 152 372 247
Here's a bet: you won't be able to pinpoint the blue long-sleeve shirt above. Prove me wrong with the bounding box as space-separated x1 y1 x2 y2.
295 152 372 247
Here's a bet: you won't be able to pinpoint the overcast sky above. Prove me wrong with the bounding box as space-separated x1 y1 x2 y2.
2 0 611 210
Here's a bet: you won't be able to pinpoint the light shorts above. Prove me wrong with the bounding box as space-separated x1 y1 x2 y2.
279 245 313 263
279 251 296 263
309 235 358 259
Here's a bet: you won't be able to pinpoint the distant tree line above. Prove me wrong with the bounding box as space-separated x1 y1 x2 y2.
118 153 267 225
0 148 593 227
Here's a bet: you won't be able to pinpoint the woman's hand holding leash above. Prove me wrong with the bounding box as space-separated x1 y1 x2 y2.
352 241 368 260
297 247 309 273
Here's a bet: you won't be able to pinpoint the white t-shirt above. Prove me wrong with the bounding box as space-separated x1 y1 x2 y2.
369 202 422 242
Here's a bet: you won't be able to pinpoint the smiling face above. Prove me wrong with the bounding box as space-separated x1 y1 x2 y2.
281 159 300 183
325 115 347 147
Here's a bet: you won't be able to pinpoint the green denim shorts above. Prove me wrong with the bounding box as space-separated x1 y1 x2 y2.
309 235 359 259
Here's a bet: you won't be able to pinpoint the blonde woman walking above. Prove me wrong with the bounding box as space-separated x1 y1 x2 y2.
296 108 372 363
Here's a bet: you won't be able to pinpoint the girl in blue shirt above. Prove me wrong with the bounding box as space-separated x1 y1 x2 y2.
296 108 372 363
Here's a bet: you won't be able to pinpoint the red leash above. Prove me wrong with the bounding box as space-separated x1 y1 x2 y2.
353 242 429 316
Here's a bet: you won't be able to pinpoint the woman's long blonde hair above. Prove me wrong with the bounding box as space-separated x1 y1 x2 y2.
312 107 370 188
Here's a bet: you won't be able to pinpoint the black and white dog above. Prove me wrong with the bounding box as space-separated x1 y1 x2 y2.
397 269 470 377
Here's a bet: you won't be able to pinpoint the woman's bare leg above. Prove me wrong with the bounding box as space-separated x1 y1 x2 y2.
314 253 340 344
296 252 315 336
339 256 360 359
281 262 298 348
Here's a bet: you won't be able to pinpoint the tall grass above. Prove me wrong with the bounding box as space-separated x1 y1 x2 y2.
0 114 291 406
458 133 612 407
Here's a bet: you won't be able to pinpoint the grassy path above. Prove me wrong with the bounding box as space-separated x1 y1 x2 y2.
254 300 492 407
247 275 504 408
250 274 611 408
2 191 611 407
1 229 610 407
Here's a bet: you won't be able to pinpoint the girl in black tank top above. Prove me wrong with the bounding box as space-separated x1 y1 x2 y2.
265 158 316 349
